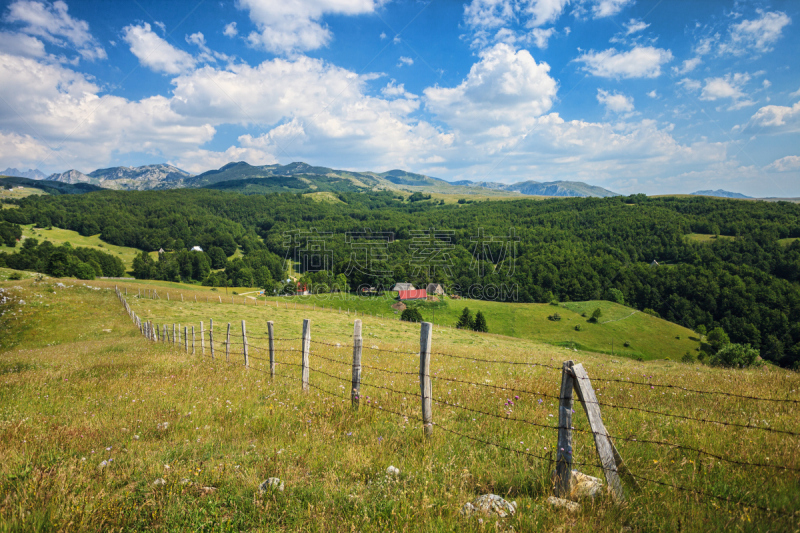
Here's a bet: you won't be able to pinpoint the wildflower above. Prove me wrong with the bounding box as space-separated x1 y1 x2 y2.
514 395 519 400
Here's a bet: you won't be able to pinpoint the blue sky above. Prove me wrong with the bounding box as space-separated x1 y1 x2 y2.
0 0 798 196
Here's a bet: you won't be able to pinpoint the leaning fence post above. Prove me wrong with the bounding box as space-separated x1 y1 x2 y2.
200 321 205 355
225 323 231 362
242 320 249 368
267 321 275 378
352 319 362 409
554 360 575 498
209 319 214 359
419 321 433 438
301 319 311 392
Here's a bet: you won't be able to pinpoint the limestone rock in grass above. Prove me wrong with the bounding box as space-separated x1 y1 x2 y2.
569 470 603 501
259 477 284 493
461 494 517 518
386 465 400 477
180 478 192 485
546 496 580 513
200 486 217 495
153 478 166 486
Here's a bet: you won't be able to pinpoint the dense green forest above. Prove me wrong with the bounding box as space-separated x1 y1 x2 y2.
2 189 800 367
0 238 125 279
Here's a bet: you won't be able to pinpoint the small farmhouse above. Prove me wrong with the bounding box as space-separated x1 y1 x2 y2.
392 282 415 291
398 289 427 301
426 283 445 295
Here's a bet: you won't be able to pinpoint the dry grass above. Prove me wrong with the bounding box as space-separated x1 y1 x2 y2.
1 278 798 532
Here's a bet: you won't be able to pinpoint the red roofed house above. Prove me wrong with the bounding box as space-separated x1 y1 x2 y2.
399 289 427 301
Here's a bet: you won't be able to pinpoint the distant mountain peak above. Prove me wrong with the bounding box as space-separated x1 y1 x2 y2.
1 167 46 180
448 179 618 197
690 189 752 199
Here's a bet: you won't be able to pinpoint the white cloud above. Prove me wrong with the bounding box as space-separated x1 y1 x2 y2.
171 143 277 175
721 10 791 56
0 51 215 171
742 101 800 134
122 22 196 75
223 22 237 37
379 31 386 39
682 73 756 110
646 90 657 98
765 155 800 173
237 0 383 54
397 56 413 67
424 43 557 136
592 0 634 19
464 0 515 29
672 56 701 75
523 0 570 27
597 89 633 113
5 0 106 60
381 80 416 99
0 131 53 169
575 46 673 78
0 30 46 58
624 18 648 34
788 87 800 98
531 27 555 49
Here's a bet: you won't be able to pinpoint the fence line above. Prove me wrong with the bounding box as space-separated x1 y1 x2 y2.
114 285 799 517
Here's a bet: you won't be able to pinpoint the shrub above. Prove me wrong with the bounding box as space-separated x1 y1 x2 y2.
400 308 423 323
9 272 22 280
548 313 561 321
473 311 488 333
681 352 696 364
708 343 762 368
574 324 581 331
549 300 560 306
588 308 602 323
623 341 630 347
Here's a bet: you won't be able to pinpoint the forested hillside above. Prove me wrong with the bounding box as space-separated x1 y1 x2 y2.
2 189 799 366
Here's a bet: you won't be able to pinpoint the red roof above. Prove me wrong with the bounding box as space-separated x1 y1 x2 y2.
399 289 427 300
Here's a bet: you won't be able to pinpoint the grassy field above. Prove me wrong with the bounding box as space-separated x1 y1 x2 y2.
778 237 799 247
1 277 798 531
244 293 700 362
685 234 735 243
0 225 145 271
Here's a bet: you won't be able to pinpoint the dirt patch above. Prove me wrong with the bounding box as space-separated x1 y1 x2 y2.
391 302 406 312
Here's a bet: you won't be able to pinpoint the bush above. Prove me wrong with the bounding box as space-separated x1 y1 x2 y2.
548 313 561 321
473 311 488 333
708 343 762 368
643 308 660 318
623 341 630 347
588 308 602 323
400 308 423 323
549 300 560 306
681 352 696 364
9 272 22 280
574 324 581 331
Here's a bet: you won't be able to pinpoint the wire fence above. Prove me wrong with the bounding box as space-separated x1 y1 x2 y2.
115 285 800 518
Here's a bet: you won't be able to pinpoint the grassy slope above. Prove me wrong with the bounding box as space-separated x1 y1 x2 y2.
250 293 699 362
685 234 735 243
0 278 798 532
0 224 145 271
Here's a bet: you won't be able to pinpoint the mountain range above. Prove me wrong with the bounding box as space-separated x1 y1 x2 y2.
3 161 621 198
0 167 46 180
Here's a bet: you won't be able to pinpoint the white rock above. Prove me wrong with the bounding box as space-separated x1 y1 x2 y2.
546 496 581 512
386 465 400 477
570 470 604 501
461 494 517 518
153 478 166 486
259 477 284 493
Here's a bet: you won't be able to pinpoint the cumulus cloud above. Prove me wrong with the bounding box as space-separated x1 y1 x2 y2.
5 0 105 60
530 27 555 48
123 22 196 74
720 10 791 56
237 0 383 54
424 43 557 136
523 0 570 27
0 51 215 171
624 18 648 34
681 73 755 110
765 155 800 173
0 30 46 58
672 56 701 75
397 56 413 67
592 0 634 19
742 101 800 134
575 46 673 78
223 22 237 37
597 89 634 113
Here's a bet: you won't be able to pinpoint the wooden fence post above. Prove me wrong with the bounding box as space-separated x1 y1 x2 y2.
192 326 195 355
225 323 231 362
172 324 175 345
267 321 275 378
419 321 433 438
209 319 214 359
554 360 574 498
167 293 169 301
184 326 188 352
301 319 311 392
242 320 249 368
162 324 167 343
200 321 205 355
352 319 362 409
572 363 626 501
178 324 181 346
218 296 221 303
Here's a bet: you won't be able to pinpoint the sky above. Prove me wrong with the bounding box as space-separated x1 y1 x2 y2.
0 0 798 196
